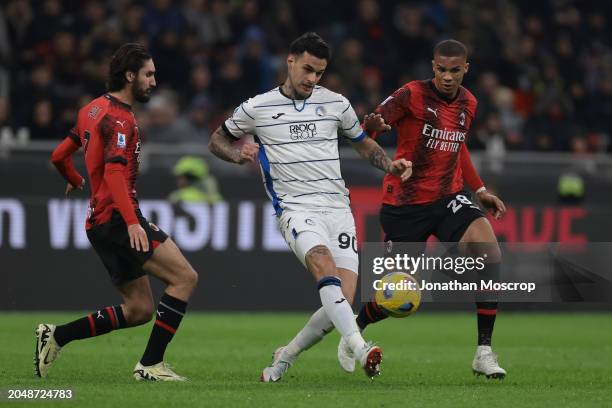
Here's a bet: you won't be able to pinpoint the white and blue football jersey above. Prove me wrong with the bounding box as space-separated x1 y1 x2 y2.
223 86 366 215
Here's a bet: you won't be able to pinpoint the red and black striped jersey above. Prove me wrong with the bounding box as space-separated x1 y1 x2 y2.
69 94 141 228
374 80 481 206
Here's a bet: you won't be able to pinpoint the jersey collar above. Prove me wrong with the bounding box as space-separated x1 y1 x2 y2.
105 94 133 111
278 85 312 112
428 79 462 104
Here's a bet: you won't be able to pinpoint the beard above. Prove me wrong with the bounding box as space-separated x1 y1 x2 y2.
133 83 152 103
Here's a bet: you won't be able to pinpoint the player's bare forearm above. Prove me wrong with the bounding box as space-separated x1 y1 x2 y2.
353 137 392 173
353 137 412 182
209 126 259 165
208 126 242 164
476 189 507 219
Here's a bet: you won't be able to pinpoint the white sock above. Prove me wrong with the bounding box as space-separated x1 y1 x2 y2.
477 345 492 354
283 307 333 361
347 332 367 359
318 279 364 349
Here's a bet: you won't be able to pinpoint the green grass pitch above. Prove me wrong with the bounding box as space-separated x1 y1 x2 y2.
1 312 611 407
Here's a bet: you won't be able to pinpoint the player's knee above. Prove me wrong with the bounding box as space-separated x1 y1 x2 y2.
125 302 154 326
170 265 198 297
460 241 502 263
183 267 199 290
305 245 336 279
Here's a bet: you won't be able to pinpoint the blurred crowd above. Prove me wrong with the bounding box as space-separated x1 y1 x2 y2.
0 0 611 153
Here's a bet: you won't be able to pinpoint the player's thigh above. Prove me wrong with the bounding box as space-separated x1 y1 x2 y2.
116 275 155 321
142 238 198 287
380 204 435 242
278 211 331 266
87 226 147 286
434 191 486 242
458 217 501 262
325 212 358 303
278 211 338 279
327 211 359 276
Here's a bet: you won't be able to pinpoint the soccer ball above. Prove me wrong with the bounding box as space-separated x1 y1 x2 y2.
375 272 421 318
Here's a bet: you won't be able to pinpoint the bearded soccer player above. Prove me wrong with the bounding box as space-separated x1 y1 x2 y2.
36 43 199 381
209 32 411 382
339 39 507 379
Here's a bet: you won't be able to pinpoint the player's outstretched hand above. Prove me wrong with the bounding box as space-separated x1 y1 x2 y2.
65 178 85 197
128 224 149 252
238 142 259 164
388 159 412 182
362 113 391 135
477 190 506 219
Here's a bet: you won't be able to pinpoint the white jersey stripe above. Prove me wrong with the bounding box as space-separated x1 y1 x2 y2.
255 118 340 128
260 137 337 146
224 86 364 213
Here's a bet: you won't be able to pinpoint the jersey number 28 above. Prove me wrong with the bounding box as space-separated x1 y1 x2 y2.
446 194 479 214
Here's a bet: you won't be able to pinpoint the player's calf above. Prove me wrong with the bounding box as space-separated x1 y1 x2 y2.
355 301 389 332
35 306 131 378
48 305 128 348
123 301 155 326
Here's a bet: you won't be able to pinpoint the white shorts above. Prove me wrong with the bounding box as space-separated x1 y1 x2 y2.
278 210 359 274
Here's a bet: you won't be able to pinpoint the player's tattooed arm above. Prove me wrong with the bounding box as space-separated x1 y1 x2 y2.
352 137 412 182
208 126 258 164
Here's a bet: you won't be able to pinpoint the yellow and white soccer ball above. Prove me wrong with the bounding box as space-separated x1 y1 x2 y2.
375 272 421 318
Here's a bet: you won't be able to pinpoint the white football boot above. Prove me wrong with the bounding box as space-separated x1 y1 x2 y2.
337 314 360 373
260 347 292 382
133 362 188 381
355 342 383 379
472 345 506 379
337 335 356 373
34 324 62 378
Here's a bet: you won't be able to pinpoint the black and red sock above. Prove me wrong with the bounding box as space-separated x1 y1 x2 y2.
476 302 497 346
54 305 127 347
475 260 500 346
140 293 187 366
356 301 389 331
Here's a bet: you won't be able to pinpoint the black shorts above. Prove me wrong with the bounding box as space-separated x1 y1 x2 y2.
380 190 485 243
86 210 169 286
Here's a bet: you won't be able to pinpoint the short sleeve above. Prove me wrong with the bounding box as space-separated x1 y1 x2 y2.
223 99 256 140
100 114 133 166
338 98 366 143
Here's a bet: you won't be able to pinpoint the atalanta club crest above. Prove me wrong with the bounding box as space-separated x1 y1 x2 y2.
315 106 326 116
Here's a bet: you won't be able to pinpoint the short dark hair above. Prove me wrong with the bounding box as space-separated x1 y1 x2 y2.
289 32 332 62
107 43 152 92
433 39 468 58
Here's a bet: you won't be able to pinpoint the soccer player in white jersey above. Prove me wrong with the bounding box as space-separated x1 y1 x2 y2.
208 32 411 381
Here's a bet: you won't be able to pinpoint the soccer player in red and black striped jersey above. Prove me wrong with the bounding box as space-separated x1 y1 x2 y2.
35 43 199 381
343 40 507 378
